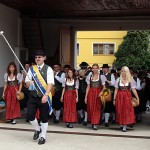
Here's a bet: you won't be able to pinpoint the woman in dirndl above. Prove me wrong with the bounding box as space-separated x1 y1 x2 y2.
113 66 140 132
2 62 23 124
85 63 106 130
61 69 79 128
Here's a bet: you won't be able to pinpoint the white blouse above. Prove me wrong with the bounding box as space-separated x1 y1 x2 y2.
4 73 23 83
62 78 79 89
115 77 136 89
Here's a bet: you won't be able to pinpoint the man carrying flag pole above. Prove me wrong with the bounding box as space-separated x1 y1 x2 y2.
25 50 54 145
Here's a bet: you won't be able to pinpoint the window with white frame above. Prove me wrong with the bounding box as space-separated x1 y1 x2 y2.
77 43 79 56
93 43 115 55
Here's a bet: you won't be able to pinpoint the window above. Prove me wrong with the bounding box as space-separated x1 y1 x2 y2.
93 43 115 55
77 43 79 56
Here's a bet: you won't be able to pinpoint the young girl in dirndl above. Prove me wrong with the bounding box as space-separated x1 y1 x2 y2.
61 69 79 128
85 63 106 130
2 62 23 124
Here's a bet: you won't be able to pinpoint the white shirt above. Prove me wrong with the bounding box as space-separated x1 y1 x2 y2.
4 73 23 83
25 63 54 85
104 73 115 86
62 78 79 89
54 71 65 85
134 77 146 90
115 77 136 89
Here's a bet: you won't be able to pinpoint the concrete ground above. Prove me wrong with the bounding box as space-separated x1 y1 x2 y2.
0 110 150 150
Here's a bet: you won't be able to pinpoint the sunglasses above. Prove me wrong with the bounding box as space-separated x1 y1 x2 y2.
35 56 43 59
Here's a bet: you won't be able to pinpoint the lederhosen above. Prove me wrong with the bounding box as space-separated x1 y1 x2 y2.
87 74 102 125
103 73 115 113
52 71 63 110
77 77 87 111
63 79 77 123
5 76 21 120
27 64 49 123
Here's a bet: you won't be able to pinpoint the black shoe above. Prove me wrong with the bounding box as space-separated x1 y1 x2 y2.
38 137 45 145
78 117 84 124
33 129 41 140
120 126 123 130
83 121 87 126
112 120 116 124
66 123 69 127
54 119 59 123
92 125 98 130
105 123 109 127
129 124 133 128
26 119 29 122
6 120 13 123
68 123 73 128
122 129 127 132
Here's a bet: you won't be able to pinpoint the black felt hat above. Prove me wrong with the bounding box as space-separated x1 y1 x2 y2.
34 50 45 56
63 64 71 68
102 64 109 68
79 62 89 69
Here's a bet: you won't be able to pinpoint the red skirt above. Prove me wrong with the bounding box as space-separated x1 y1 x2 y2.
5 86 21 120
87 87 101 125
115 90 135 125
63 90 77 123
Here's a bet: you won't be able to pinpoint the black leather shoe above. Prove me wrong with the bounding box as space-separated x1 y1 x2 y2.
120 126 123 130
38 137 46 145
92 125 98 130
68 124 73 128
83 121 87 126
33 129 41 140
105 123 109 127
122 129 127 132
66 123 69 127
54 119 59 123
78 117 84 124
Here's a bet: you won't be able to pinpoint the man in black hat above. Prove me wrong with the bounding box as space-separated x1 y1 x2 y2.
25 50 54 145
79 62 89 70
101 64 115 127
79 62 91 76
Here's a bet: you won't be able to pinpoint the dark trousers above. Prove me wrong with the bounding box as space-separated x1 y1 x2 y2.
52 90 63 110
27 94 49 123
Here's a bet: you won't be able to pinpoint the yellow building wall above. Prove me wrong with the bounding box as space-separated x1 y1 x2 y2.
77 31 127 68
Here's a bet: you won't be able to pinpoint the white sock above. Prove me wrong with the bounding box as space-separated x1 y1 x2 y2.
41 122 48 139
84 111 87 122
112 113 115 121
137 113 142 120
146 100 150 107
102 113 105 120
56 110 60 120
30 118 40 131
78 110 84 118
105 113 110 123
123 125 127 131
53 109 56 116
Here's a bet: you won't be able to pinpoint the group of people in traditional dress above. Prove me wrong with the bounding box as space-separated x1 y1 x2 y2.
2 50 150 145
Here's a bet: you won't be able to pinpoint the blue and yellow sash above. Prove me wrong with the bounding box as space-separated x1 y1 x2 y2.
30 65 52 114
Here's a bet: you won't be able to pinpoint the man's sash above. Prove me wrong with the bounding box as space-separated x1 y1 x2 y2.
30 65 52 114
